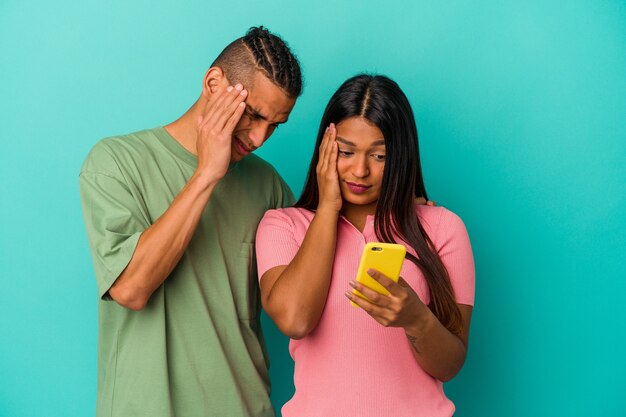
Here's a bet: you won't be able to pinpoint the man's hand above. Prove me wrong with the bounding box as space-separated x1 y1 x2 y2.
415 197 437 206
195 84 248 185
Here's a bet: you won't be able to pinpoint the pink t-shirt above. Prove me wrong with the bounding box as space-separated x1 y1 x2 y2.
256 205 475 417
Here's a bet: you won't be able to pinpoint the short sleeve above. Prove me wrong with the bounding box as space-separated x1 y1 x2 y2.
274 173 295 209
79 146 147 299
436 209 475 306
255 209 300 280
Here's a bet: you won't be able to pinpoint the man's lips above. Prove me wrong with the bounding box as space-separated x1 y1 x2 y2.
234 137 253 155
345 181 372 194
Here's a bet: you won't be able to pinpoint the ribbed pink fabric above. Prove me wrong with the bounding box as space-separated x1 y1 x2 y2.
256 205 475 417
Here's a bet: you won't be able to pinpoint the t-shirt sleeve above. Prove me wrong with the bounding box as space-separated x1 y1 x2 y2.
275 173 295 208
436 208 475 306
79 145 147 299
255 209 300 281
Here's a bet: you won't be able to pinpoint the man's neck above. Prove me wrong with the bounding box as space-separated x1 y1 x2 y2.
164 98 206 156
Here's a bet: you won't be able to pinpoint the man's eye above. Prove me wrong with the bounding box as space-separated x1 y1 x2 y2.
338 150 353 157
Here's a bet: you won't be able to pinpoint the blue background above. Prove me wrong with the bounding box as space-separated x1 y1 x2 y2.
1 1 625 416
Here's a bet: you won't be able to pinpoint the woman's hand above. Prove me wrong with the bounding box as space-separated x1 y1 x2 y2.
345 269 430 332
316 124 342 213
346 269 471 381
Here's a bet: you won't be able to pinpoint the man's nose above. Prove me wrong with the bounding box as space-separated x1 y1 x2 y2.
248 122 272 148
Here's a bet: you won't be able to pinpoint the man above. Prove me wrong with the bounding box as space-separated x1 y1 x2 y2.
79 27 302 417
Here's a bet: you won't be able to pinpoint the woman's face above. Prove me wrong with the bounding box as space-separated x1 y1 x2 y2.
334 116 386 211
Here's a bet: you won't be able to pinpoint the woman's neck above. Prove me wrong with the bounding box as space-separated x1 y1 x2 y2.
341 201 377 232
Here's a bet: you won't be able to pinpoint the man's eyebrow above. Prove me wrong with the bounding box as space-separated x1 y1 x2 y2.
246 105 266 120
247 105 288 124
336 137 385 147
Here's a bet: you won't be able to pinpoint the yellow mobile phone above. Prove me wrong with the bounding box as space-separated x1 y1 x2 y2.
351 242 407 307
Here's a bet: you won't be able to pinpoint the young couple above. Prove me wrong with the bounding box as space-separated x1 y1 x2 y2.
80 26 474 417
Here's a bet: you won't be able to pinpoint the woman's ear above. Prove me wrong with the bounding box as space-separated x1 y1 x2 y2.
202 67 228 98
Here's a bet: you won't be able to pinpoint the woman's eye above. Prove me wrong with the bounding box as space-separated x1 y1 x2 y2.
372 154 386 161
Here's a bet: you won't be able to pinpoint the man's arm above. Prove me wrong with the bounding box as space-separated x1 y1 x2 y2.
109 85 248 310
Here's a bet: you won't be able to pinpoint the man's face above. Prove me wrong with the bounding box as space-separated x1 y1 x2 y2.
230 71 296 162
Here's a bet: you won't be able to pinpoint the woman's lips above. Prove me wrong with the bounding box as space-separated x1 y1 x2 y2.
346 181 372 194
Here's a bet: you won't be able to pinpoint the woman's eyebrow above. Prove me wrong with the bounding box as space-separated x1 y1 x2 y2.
336 137 355 146
336 137 385 147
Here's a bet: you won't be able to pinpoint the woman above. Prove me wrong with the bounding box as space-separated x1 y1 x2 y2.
256 74 475 417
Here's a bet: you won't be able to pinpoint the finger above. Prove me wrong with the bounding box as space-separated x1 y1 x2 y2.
345 289 373 309
215 88 247 130
224 101 246 134
317 126 331 173
328 124 338 165
345 291 392 325
427 200 437 206
320 126 330 150
349 281 390 307
321 131 335 175
414 196 427 205
200 85 234 126
329 139 338 176
367 269 398 292
205 85 244 130
398 277 411 288
324 124 337 166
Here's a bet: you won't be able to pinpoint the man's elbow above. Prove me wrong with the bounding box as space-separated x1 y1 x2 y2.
108 282 148 311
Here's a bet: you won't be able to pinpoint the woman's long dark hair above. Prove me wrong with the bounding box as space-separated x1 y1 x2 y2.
296 74 462 336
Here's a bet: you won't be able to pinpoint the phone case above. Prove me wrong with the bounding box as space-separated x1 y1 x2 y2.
351 242 407 308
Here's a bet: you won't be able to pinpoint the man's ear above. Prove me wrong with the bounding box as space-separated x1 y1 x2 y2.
202 67 228 98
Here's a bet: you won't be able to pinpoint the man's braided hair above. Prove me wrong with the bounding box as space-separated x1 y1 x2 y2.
212 26 302 98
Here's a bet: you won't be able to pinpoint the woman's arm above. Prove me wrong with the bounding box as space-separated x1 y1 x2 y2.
259 124 342 339
404 302 472 382
346 272 472 382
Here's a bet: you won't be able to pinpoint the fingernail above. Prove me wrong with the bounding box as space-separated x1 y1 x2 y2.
367 269 375 276
240 89 247 95
227 86 233 92
235 84 243 91
348 281 356 288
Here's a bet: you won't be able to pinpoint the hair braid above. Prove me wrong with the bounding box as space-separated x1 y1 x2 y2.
242 26 302 98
